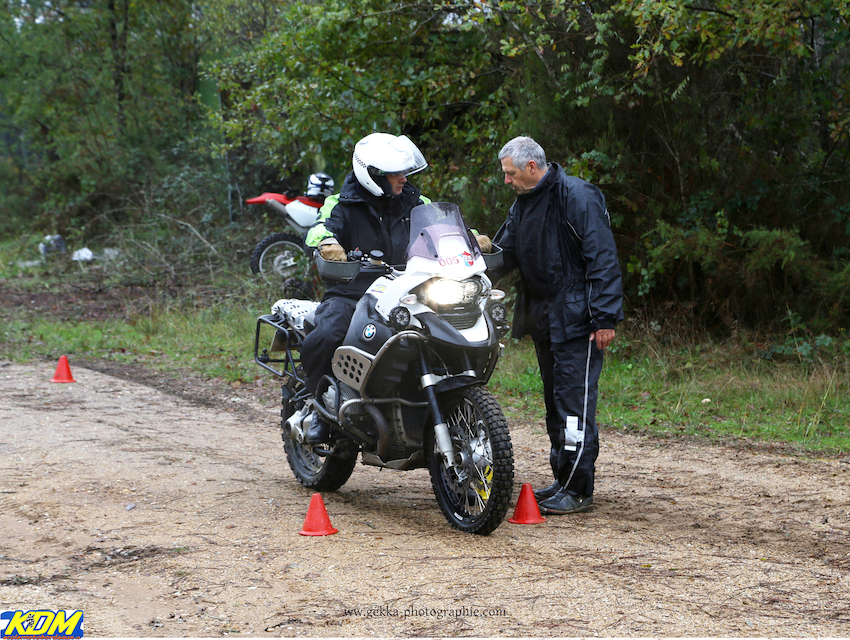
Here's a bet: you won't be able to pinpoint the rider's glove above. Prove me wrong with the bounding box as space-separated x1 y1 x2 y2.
318 238 347 262
475 234 492 253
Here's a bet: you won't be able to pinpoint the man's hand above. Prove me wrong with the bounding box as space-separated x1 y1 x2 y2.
590 329 616 350
319 242 346 262
475 234 492 253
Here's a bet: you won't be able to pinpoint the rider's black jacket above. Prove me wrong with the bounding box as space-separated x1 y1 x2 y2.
306 171 427 299
491 163 624 343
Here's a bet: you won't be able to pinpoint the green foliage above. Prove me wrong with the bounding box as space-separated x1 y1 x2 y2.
2 0 850 335
626 204 838 332
0 0 217 233
206 0 517 231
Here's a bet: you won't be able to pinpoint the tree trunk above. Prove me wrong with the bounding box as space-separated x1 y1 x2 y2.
108 0 129 133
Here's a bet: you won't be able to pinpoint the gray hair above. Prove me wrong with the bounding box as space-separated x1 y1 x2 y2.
498 136 547 170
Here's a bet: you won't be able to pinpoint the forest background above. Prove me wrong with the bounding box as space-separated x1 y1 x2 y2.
1 1 850 452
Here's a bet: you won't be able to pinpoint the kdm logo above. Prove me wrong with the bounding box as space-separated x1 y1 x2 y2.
0 610 84 639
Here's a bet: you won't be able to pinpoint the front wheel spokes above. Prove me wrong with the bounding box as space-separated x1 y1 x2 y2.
446 401 493 515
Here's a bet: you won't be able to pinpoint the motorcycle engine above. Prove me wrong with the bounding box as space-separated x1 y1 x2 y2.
322 382 361 418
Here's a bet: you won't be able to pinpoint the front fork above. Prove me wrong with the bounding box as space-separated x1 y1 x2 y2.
417 345 457 469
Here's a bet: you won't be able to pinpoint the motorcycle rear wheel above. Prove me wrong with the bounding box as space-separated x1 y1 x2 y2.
283 436 358 492
280 379 358 492
250 232 306 283
425 384 514 535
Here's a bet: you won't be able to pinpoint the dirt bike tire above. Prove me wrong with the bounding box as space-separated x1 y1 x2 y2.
280 378 358 492
249 232 306 282
425 384 514 535
281 276 319 301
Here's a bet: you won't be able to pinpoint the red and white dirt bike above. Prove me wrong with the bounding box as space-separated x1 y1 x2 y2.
246 191 323 298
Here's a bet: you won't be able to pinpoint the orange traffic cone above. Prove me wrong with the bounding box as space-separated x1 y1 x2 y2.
50 356 76 383
508 483 546 524
299 493 338 536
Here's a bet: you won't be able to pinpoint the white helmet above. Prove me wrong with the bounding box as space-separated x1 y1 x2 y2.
352 133 428 196
306 172 334 199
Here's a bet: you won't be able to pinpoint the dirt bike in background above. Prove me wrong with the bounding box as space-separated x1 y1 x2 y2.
246 173 334 298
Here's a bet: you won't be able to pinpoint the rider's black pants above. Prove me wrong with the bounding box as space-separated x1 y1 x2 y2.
301 296 357 396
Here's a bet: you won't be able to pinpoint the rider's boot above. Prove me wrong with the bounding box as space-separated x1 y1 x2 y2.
304 412 331 444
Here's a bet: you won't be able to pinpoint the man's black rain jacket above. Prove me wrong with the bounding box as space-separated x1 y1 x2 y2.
491 163 624 342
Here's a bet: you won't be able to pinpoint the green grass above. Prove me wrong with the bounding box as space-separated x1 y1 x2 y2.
490 336 850 456
2 306 265 385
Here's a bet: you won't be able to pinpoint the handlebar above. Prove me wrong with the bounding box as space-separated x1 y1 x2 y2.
315 249 392 283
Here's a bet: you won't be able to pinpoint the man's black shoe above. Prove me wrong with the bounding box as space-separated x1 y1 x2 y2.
533 481 562 502
304 412 330 444
538 489 594 515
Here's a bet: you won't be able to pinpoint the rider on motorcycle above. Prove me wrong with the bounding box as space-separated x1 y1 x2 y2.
300 133 494 444
300 133 431 443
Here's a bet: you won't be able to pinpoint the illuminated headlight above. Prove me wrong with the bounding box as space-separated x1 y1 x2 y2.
425 278 481 306
389 306 411 330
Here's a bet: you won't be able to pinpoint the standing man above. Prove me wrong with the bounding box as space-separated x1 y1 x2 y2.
491 136 624 514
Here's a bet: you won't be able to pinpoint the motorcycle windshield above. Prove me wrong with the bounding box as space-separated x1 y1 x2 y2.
406 202 482 266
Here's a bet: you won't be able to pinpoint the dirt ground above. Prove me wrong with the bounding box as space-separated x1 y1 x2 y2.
1 357 849 638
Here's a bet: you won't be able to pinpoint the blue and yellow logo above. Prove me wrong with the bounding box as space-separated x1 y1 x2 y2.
0 610 83 639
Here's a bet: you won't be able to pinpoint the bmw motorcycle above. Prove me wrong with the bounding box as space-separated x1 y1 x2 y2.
253 202 514 535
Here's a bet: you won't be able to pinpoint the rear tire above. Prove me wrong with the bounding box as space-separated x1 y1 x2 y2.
425 384 514 535
250 232 306 283
280 377 358 492
283 437 358 492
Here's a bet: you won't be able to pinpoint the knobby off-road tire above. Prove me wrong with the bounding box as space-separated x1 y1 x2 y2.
250 232 306 283
425 384 514 535
281 276 319 301
280 377 358 492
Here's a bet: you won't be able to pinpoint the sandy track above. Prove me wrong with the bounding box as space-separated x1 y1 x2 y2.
1 361 848 637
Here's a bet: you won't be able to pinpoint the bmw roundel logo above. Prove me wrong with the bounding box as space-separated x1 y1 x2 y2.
362 324 377 341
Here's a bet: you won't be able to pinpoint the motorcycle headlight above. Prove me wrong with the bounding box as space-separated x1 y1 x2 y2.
425 278 482 307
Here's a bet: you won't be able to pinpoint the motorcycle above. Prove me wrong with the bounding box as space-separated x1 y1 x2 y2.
253 202 514 535
246 191 322 298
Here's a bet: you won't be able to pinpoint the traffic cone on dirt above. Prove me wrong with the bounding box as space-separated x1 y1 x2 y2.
299 493 338 536
50 356 76 383
508 483 546 524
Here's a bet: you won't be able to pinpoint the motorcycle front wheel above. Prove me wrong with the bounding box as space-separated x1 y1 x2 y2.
250 232 307 283
425 384 514 535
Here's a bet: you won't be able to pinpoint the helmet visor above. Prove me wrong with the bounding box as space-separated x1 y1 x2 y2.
372 135 428 177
